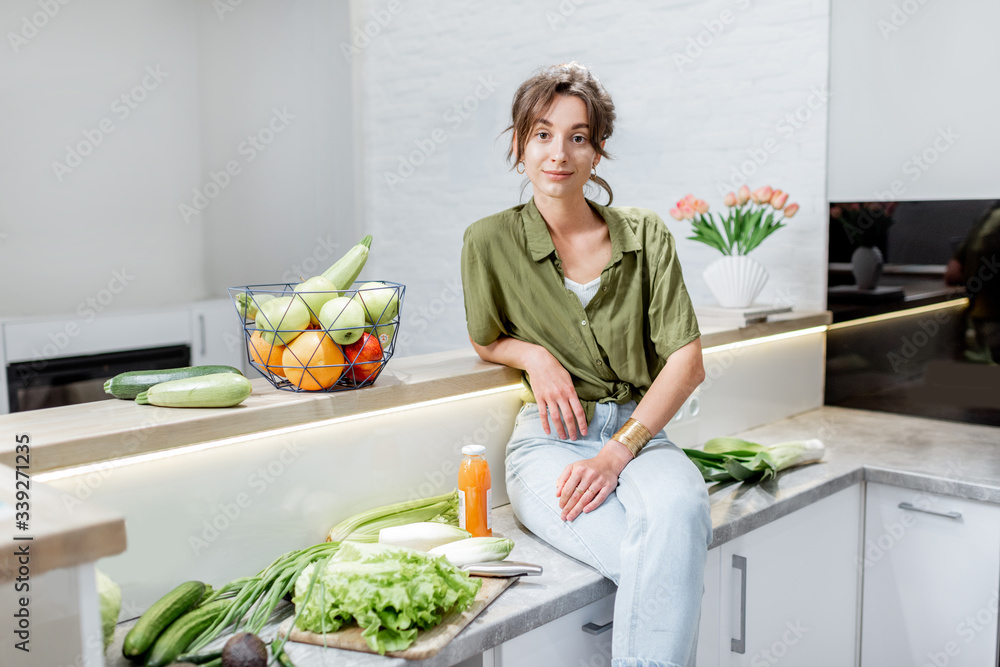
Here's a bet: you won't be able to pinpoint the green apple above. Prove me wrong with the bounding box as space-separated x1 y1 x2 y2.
320 296 366 345
294 275 339 325
372 322 397 350
353 281 399 325
256 296 310 346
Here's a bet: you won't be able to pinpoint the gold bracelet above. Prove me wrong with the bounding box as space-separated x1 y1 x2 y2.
613 418 653 457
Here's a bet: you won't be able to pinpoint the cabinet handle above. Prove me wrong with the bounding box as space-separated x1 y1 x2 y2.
731 554 747 654
198 313 206 357
582 620 613 636
898 502 962 520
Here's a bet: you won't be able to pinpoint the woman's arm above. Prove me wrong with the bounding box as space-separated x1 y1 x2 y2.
470 335 589 440
557 337 705 521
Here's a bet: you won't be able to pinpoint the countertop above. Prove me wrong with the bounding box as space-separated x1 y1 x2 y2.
103 405 1000 667
0 310 830 474
0 462 126 584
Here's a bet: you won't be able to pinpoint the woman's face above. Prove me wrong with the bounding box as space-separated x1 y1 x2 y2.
520 94 602 205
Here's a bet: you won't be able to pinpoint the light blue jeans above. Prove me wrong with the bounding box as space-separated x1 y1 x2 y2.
505 401 712 667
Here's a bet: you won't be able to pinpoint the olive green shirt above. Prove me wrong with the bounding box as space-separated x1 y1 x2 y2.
461 198 701 422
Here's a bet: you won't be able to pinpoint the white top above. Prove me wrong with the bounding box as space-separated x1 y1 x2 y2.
564 276 602 308
462 445 486 456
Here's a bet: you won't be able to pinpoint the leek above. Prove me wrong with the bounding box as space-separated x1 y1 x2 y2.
683 438 825 483
378 522 471 551
429 537 514 567
326 490 459 543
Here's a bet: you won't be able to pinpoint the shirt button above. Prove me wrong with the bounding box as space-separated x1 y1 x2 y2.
597 359 603 366
602 286 608 291
581 320 588 326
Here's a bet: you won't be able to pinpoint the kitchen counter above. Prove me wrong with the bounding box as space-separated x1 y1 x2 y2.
0 309 830 474
827 265 968 324
0 462 126 584
102 405 1000 667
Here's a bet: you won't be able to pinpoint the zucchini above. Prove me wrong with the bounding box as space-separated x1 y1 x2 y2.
235 292 276 320
145 599 233 667
321 234 372 290
122 581 205 660
135 373 253 408
105 366 243 400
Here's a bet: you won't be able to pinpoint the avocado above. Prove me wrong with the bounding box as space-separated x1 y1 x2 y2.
221 633 267 667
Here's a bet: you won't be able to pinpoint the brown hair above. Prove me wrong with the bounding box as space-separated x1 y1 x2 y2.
505 62 616 204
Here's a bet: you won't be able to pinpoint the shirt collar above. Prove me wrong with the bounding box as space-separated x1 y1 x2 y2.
521 197 643 263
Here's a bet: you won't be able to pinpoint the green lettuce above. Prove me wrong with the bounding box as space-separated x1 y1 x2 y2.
95 567 120 652
292 541 482 654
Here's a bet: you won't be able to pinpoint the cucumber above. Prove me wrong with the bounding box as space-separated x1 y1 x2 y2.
105 366 243 400
321 234 372 290
135 373 253 408
122 581 205 660
145 599 233 667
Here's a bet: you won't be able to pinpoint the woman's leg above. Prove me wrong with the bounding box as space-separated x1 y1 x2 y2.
612 432 712 667
505 401 627 582
505 401 712 667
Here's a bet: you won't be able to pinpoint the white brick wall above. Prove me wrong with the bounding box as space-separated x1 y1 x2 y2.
355 0 831 356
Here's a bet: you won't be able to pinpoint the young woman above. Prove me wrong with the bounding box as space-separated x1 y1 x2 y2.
461 63 711 667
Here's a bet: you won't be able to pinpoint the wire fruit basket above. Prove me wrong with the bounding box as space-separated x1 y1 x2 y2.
228 281 405 392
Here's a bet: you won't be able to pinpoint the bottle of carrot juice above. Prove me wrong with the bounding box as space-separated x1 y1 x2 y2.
458 445 492 537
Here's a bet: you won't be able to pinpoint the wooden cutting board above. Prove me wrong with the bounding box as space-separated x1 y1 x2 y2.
277 576 514 660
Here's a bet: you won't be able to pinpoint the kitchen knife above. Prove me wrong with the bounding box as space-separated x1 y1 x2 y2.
461 561 543 577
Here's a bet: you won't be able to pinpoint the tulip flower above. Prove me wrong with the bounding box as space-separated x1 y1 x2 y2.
723 192 738 207
752 186 773 204
830 205 842 219
683 194 697 204
738 185 751 205
694 199 709 214
669 208 684 221
770 191 788 210
678 202 696 220
784 203 799 218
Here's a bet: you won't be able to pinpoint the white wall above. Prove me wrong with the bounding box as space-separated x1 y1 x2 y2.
828 0 1000 202
0 0 203 317
0 0 358 321
355 0 832 356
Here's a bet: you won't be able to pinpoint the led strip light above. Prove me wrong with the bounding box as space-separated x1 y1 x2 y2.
34 383 524 482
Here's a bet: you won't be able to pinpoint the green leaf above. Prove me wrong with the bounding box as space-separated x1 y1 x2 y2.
703 437 765 454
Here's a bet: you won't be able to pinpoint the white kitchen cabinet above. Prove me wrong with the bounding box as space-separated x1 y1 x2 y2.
719 484 862 666
697 546 722 667
491 546 720 667
189 299 244 368
493 593 614 667
860 483 1000 666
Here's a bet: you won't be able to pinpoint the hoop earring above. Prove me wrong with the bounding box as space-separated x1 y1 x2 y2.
516 162 525 175
590 165 598 180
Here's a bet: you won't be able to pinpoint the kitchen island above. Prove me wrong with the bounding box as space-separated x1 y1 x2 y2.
93 404 1000 667
6 308 998 666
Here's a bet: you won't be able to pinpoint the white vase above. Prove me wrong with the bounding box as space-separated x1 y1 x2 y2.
703 255 769 308
851 246 883 290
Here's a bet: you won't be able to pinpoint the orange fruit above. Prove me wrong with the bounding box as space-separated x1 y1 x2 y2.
282 330 346 390
249 331 287 377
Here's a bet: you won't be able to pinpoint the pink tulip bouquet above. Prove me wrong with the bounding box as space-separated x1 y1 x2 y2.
670 185 799 255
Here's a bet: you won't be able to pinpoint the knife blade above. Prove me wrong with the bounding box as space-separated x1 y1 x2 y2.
461 561 543 577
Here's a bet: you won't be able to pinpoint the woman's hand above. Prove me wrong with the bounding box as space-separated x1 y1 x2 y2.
523 346 588 440
556 440 633 521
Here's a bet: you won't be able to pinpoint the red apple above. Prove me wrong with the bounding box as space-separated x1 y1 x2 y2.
344 332 384 383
